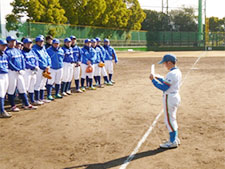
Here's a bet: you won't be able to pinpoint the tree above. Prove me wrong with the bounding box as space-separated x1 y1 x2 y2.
141 10 171 31
208 17 224 32
6 0 67 32
169 7 197 32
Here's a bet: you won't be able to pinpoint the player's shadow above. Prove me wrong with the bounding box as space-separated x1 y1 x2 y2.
64 147 167 169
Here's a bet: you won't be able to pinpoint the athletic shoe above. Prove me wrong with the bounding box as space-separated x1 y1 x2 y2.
55 94 63 99
81 87 86 92
0 111 12 118
33 100 44 105
41 99 51 103
111 80 115 84
89 86 96 90
66 90 72 95
47 95 55 101
106 82 113 86
76 89 83 93
62 92 68 96
160 140 178 149
23 104 38 110
10 106 20 112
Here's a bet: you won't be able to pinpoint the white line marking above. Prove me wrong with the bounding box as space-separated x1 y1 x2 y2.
119 52 206 169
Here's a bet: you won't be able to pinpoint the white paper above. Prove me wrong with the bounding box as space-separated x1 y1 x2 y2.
151 64 155 75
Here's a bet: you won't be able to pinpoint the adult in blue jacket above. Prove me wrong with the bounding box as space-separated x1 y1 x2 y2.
61 38 74 96
22 38 40 105
0 40 11 118
80 39 96 91
46 39 64 100
32 35 51 104
103 39 118 83
5 36 37 112
71 35 83 93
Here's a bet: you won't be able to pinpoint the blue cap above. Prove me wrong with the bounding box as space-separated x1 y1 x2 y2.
104 39 110 43
23 38 33 44
16 40 22 44
96 37 101 42
158 54 177 64
0 40 7 45
52 38 60 44
91 39 96 43
6 36 16 42
70 35 76 40
35 36 44 42
64 38 71 43
84 39 91 43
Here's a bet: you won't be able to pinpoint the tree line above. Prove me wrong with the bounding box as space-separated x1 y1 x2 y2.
6 0 225 35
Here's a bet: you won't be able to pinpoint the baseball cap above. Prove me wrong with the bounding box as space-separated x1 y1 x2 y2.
23 38 33 44
35 36 44 42
52 38 60 44
70 35 76 40
64 38 71 43
158 54 177 64
16 40 22 44
104 39 110 43
0 40 7 45
6 36 16 42
91 39 97 43
84 39 91 43
96 37 101 42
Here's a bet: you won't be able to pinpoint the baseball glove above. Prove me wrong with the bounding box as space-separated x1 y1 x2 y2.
98 62 105 67
43 71 52 79
86 65 93 73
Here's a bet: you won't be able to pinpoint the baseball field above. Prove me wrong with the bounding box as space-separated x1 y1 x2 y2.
0 51 224 169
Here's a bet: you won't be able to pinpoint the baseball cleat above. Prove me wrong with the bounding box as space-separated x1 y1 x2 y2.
41 99 51 103
97 84 104 88
33 100 44 105
10 106 20 112
47 95 55 101
55 94 63 99
176 138 181 145
0 111 12 118
76 89 83 93
81 87 86 92
66 90 72 95
110 80 115 84
62 92 68 96
89 86 96 90
160 140 178 149
23 104 38 110
106 82 113 86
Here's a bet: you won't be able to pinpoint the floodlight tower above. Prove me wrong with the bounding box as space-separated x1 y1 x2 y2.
198 0 203 43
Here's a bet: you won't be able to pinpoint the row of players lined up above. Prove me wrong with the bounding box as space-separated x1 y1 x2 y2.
0 35 118 118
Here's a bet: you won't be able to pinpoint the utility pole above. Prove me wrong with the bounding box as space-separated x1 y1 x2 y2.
166 0 169 15
198 0 203 45
162 0 164 13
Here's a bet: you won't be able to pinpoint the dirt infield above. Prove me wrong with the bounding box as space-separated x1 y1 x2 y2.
0 51 224 169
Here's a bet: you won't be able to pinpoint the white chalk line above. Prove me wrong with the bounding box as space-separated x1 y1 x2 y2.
119 52 207 169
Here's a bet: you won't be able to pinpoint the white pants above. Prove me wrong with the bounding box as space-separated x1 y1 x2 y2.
0 74 9 98
163 93 181 132
8 70 26 95
74 66 81 80
47 68 63 85
101 66 108 77
105 60 114 74
81 63 95 79
62 62 73 82
34 69 47 91
24 69 37 93
94 64 101 76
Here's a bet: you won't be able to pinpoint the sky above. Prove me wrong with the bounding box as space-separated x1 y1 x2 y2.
139 0 225 19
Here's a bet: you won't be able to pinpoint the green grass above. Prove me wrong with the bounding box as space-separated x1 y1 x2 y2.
115 47 148 52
